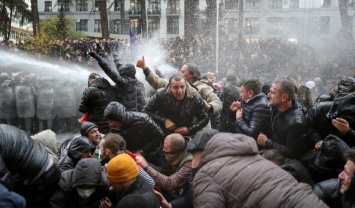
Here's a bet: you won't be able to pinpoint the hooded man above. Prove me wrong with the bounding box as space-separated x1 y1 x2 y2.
58 136 96 172
186 130 328 208
79 72 117 134
104 101 165 164
50 158 110 208
89 51 138 111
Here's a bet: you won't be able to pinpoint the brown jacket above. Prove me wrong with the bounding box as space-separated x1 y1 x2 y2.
193 133 328 208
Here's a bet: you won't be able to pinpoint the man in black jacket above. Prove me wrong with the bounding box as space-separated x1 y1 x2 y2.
89 52 138 111
313 147 355 208
104 101 166 164
79 73 117 134
0 124 60 208
229 78 272 142
257 79 313 159
143 74 209 136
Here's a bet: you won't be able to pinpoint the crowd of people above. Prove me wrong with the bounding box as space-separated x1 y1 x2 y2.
0 35 355 208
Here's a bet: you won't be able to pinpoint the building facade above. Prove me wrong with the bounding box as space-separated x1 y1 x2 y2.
36 0 354 45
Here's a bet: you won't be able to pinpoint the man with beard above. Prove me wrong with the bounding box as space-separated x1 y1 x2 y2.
313 147 355 208
142 74 208 136
136 133 192 201
98 133 156 189
257 79 313 159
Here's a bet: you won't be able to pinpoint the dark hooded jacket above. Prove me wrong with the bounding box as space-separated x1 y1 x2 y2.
104 102 165 157
0 124 50 184
57 136 96 172
220 80 240 132
193 132 328 208
142 86 209 136
78 77 117 131
136 80 146 112
96 57 137 111
114 175 160 208
50 158 110 208
307 93 355 147
313 178 355 208
266 100 313 159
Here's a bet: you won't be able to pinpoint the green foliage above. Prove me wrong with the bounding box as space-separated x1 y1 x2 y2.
21 15 84 57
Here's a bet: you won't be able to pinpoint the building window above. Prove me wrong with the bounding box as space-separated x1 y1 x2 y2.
245 18 259 34
319 16 330 34
225 0 238 10
94 20 101 32
76 0 88 12
114 0 122 11
130 0 141 14
44 1 52 12
95 0 100 11
167 16 179 34
167 0 179 14
148 17 159 33
225 18 238 34
148 0 161 14
268 0 282 9
289 17 302 34
245 0 260 9
322 0 331 8
290 0 299 9
130 18 140 34
112 19 122 34
76 19 88 31
58 3 70 12
267 17 283 34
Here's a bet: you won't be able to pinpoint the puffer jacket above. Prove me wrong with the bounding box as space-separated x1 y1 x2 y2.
308 95 355 148
266 100 313 159
220 81 240 132
193 132 328 208
136 80 146 112
57 136 96 172
232 93 272 140
0 124 50 181
96 56 137 111
142 85 209 136
50 158 110 208
104 101 165 154
193 80 222 114
313 178 355 208
31 129 59 165
307 100 334 143
78 77 117 129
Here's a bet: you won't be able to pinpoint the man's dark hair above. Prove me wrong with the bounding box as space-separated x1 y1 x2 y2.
242 79 261 95
262 149 285 165
168 74 186 85
274 79 295 100
103 133 126 155
227 74 236 82
345 147 355 164
186 63 201 82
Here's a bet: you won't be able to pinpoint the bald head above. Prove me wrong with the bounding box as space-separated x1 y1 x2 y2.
165 133 186 152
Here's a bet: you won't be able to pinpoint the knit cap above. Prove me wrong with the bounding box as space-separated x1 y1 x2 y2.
106 154 138 183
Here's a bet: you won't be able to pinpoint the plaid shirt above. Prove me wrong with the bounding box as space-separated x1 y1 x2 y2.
146 161 192 191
